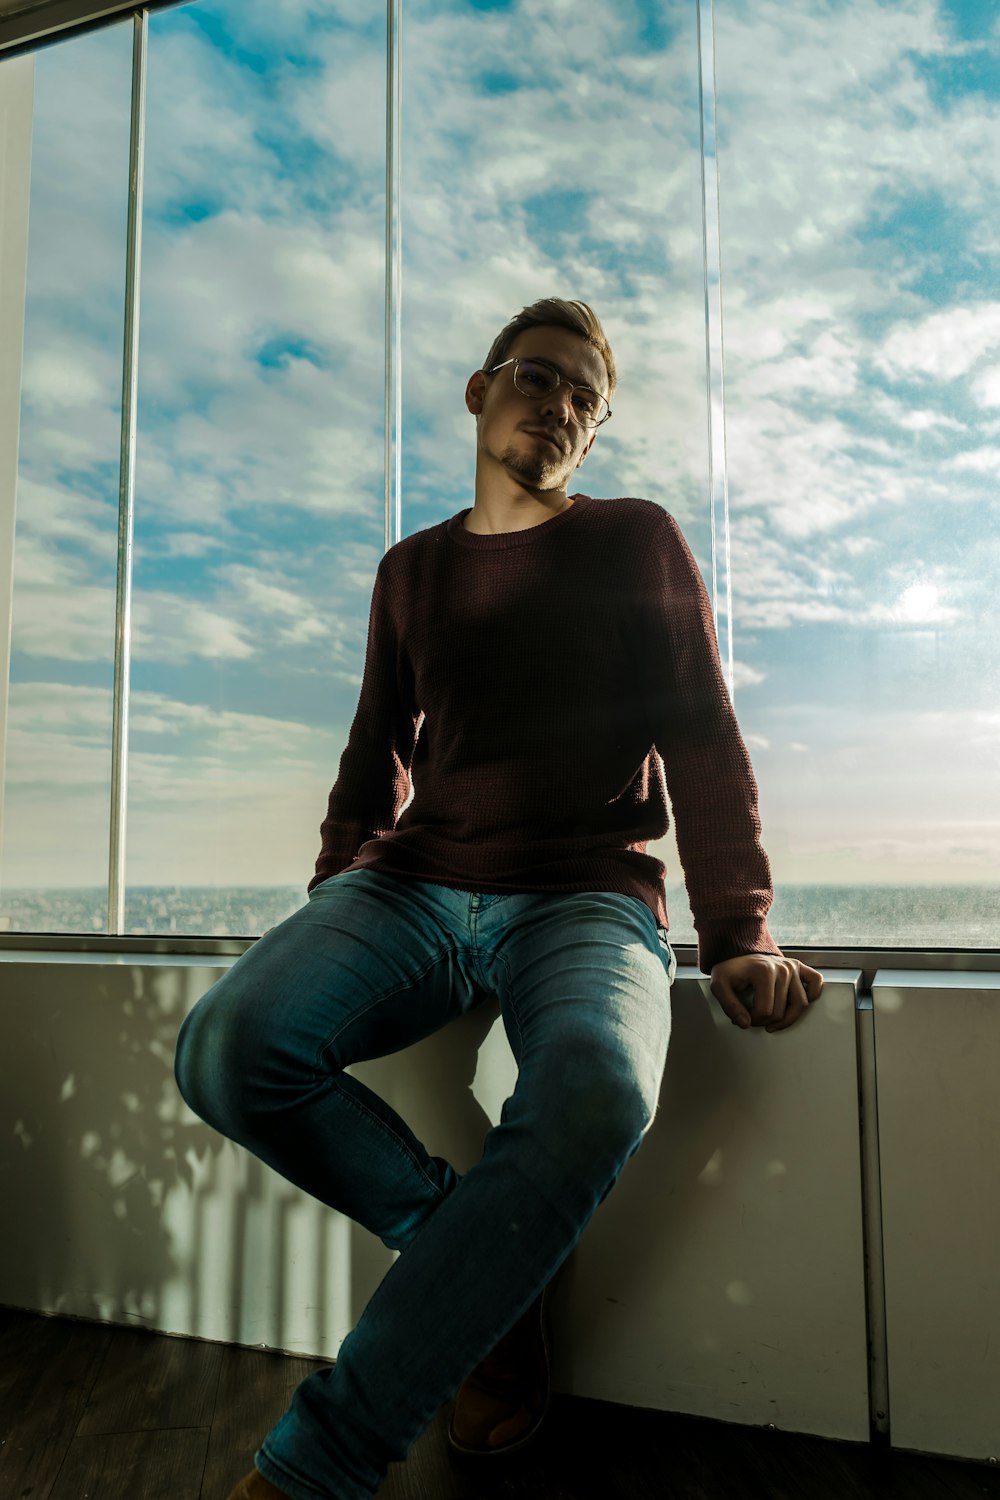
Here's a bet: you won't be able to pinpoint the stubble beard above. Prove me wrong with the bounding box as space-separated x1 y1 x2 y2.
500 442 564 487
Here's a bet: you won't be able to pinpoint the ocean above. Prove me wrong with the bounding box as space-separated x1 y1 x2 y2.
0 883 996 950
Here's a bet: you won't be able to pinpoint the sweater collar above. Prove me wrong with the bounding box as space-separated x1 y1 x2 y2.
447 493 590 549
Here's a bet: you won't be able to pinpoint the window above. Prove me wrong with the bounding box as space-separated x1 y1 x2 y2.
0 21 130 933
124 2 387 935
1 3 388 936
1 0 996 949
712 0 1000 946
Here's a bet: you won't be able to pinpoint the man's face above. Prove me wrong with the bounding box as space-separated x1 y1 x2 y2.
466 325 610 489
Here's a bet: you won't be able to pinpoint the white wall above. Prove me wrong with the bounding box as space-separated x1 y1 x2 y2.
557 971 868 1441
0 952 923 1449
1 953 998 1464
873 970 1000 1463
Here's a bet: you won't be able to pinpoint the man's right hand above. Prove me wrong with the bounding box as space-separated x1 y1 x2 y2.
710 952 823 1033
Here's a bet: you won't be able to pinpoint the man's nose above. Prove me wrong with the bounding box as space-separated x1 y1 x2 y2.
539 383 574 421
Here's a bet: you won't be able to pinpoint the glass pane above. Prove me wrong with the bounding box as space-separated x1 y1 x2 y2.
0 24 132 934
125 1 386 936
400 0 710 947
714 0 1000 946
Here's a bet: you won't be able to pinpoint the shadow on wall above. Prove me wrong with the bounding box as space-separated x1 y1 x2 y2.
0 960 212 1328
0 955 871 1431
0 960 244 1331
0 957 509 1355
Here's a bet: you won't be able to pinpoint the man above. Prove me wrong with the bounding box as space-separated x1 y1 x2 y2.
175 297 823 1500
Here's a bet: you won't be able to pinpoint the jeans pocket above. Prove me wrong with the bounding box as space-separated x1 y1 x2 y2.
655 925 678 984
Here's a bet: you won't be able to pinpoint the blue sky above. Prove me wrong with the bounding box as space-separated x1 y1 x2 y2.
2 0 999 915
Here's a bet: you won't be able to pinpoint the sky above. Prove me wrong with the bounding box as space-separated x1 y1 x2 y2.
1 0 998 916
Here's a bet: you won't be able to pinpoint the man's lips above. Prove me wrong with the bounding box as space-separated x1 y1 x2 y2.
524 429 565 453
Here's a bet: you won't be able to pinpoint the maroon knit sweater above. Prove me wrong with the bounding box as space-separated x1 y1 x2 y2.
310 495 781 973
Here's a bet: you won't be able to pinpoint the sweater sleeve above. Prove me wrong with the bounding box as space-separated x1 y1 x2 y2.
638 510 782 973
309 559 421 892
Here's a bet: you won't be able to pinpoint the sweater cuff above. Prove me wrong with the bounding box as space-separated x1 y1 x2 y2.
696 919 783 975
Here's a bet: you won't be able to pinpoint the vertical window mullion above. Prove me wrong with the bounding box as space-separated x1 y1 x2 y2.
384 0 402 555
697 0 734 699
107 6 146 935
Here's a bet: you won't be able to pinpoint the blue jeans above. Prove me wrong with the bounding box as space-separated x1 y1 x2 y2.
174 868 675 1500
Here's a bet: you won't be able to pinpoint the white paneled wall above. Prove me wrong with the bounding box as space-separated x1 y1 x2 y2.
0 953 997 1461
555 971 868 1443
873 970 1000 1463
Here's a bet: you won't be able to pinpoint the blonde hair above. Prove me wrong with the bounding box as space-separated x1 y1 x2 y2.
481 297 616 399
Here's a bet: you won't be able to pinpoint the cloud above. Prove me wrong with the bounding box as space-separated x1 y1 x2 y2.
12 579 115 665
13 476 117 566
825 832 1000 873
10 566 257 665
868 391 966 433
971 364 1000 408
214 564 329 628
1 682 345 885
714 0 1000 266
744 329 859 402
19 20 389 538
876 303 1000 382
6 682 111 737
287 29 388 175
953 446 1000 475
711 0 1000 584
733 660 766 688
21 346 111 413
135 595 255 661
729 516 863 626
155 532 223 560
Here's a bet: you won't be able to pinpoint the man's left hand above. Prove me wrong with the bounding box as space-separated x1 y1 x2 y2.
710 953 823 1033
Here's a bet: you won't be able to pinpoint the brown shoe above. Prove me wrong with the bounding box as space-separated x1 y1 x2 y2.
447 1288 550 1457
225 1471 294 1500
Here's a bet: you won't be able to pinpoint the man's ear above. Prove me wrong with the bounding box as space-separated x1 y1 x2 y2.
465 371 486 415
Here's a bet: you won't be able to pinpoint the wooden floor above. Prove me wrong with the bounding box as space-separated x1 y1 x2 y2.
2 1307 998 1500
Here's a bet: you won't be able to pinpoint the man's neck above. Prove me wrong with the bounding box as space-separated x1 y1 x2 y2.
463 494 574 535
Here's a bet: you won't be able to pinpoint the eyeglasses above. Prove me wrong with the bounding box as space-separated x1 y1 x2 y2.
486 356 612 428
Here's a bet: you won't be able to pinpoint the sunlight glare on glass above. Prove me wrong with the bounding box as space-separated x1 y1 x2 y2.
898 582 941 622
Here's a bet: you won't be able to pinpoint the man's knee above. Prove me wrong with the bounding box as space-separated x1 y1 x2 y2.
530 1048 659 1173
174 976 247 1131
580 1069 657 1158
